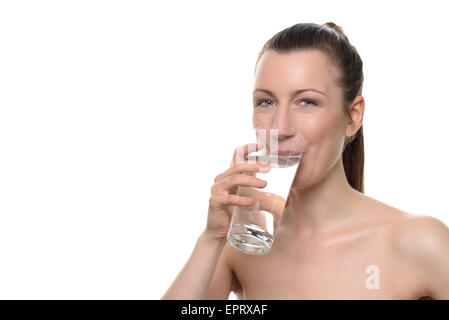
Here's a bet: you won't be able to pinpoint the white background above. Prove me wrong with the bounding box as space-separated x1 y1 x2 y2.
0 0 448 299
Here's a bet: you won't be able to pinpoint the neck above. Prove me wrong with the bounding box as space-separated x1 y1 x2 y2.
280 157 360 239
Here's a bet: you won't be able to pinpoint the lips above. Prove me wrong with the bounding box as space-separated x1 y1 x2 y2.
276 150 301 156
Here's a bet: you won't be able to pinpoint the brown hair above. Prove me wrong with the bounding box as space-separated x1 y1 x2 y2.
254 22 365 193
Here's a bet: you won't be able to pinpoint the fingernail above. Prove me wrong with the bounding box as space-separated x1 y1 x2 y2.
259 165 271 172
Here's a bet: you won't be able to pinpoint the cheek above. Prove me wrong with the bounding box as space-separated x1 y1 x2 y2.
300 112 344 167
252 113 272 129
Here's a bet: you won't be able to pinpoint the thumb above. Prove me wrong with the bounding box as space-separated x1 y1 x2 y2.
245 189 286 221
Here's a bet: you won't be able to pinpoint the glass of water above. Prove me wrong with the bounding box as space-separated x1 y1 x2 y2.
227 127 305 255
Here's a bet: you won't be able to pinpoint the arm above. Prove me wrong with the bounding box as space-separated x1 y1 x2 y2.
205 240 241 299
393 215 449 299
161 231 226 300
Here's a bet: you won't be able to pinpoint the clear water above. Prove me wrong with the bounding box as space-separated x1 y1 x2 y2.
227 223 274 255
246 154 302 168
227 154 303 255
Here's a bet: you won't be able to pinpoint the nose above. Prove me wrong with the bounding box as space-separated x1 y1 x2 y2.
271 105 296 140
269 128 296 143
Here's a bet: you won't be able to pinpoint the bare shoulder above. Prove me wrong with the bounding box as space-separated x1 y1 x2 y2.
389 212 449 258
355 193 449 269
355 193 448 239
387 212 449 299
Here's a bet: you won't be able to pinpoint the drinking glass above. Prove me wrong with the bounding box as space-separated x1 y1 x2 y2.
226 127 305 255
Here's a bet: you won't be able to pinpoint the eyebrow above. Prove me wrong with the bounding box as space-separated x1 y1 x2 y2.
253 88 327 98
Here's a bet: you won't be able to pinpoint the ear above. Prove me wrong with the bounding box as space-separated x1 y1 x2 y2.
345 95 365 139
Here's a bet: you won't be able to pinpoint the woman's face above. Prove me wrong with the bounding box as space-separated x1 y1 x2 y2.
252 49 349 188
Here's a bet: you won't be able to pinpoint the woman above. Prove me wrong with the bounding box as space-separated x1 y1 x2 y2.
162 22 449 300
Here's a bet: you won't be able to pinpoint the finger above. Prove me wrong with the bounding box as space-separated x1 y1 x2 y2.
229 161 271 176
231 143 261 166
216 161 270 185
233 188 286 234
241 188 286 221
212 193 256 208
228 163 270 195
215 174 267 195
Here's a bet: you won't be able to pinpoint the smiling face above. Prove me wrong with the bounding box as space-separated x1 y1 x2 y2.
253 49 350 188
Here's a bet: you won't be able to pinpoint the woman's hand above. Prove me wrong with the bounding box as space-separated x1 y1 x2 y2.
204 143 271 242
243 188 286 234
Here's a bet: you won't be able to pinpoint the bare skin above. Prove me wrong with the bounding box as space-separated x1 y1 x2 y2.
163 49 449 300
213 50 449 300
226 184 446 299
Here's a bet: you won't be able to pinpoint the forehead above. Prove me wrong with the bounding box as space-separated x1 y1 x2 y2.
254 49 340 94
